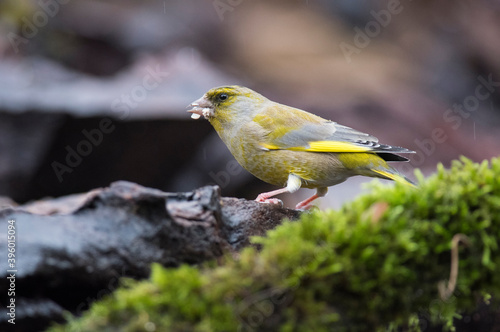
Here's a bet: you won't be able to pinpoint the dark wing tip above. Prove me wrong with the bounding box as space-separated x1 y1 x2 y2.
356 140 415 154
376 153 410 162
353 140 414 162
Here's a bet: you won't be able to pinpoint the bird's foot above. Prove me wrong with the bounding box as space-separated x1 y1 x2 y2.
255 188 289 207
255 195 283 207
295 202 320 211
295 194 320 210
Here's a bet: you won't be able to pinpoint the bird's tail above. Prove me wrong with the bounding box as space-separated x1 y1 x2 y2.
371 168 416 187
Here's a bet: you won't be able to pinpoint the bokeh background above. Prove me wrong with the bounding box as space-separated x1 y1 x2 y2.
1 0 499 208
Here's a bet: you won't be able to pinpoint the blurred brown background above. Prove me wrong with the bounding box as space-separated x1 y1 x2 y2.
1 0 499 208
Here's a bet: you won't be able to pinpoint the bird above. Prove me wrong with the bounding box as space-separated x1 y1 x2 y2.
187 85 415 210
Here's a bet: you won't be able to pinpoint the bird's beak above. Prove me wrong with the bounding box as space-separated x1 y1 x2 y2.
187 95 214 120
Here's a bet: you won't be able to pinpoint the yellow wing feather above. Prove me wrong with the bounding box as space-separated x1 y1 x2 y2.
260 141 371 153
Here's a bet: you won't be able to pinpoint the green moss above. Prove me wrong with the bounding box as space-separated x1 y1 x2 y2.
49 156 500 332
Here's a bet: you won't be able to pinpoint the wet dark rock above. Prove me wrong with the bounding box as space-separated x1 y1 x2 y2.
0 181 300 332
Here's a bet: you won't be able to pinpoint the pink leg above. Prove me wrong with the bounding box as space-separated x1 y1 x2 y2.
295 194 320 210
255 188 290 205
295 187 328 210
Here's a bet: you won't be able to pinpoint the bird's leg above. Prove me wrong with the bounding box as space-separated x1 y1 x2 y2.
295 187 328 210
255 188 290 205
294 195 319 210
255 173 302 206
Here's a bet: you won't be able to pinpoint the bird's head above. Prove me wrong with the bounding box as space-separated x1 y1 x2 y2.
187 86 267 128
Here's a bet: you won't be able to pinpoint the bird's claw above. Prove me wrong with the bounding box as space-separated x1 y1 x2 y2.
294 202 320 211
255 196 283 207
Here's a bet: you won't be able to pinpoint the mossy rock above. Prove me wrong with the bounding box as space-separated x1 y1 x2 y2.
50 156 500 332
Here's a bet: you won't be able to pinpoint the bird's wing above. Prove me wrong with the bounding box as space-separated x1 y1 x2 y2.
254 104 414 155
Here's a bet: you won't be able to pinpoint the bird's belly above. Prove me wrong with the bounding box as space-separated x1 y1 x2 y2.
235 150 352 188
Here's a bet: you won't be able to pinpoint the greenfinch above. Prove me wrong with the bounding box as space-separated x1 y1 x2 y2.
188 85 414 210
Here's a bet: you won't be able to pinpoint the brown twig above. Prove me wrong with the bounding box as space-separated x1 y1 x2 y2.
438 234 471 300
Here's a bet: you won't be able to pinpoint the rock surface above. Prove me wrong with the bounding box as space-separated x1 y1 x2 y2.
0 181 300 332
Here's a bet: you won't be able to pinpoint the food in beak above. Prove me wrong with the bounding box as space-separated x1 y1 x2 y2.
187 98 213 119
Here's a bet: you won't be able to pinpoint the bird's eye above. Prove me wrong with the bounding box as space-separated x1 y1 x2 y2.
218 93 228 101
